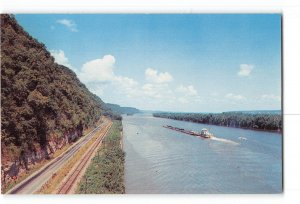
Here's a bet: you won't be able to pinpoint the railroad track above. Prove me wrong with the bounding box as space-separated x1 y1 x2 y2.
57 121 112 194
6 119 107 194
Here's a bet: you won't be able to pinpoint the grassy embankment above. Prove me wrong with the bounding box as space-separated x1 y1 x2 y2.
76 120 125 194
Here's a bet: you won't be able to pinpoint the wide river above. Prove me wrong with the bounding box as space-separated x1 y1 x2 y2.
123 114 282 193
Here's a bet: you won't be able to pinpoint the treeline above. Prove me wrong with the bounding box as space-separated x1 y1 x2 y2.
0 15 113 166
76 121 125 194
153 112 282 132
105 103 140 115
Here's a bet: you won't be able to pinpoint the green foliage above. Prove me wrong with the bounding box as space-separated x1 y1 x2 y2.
5 145 21 162
153 112 282 132
1 14 107 161
76 121 125 194
105 103 140 115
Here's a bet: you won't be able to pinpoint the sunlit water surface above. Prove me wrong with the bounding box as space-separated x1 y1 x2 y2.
123 114 282 193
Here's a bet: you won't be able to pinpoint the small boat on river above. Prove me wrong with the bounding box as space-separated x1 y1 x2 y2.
238 136 247 141
163 125 213 139
199 128 213 138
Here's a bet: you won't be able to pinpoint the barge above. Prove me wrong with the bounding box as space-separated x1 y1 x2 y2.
163 125 213 138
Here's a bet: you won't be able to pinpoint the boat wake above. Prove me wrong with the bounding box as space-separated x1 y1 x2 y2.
209 136 239 145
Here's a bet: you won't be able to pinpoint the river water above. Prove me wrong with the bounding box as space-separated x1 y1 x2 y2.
123 114 282 193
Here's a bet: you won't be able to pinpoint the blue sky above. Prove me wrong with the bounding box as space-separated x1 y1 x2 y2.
15 14 282 112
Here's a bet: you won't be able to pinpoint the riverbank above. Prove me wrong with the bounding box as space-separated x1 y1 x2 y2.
153 112 282 133
76 120 125 194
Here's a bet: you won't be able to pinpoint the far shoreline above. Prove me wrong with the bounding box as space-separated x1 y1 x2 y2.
152 115 282 135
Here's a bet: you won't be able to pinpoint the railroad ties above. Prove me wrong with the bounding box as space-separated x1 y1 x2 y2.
57 122 112 194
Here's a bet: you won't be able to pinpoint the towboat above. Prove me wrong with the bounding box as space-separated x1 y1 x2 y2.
200 128 213 138
163 125 213 139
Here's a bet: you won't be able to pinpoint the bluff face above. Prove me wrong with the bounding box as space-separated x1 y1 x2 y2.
1 15 106 170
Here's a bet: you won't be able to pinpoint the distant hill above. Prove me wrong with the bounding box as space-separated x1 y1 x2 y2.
105 103 140 115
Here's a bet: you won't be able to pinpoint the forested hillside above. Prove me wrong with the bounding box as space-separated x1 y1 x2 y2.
1 14 107 169
153 112 282 132
105 103 140 115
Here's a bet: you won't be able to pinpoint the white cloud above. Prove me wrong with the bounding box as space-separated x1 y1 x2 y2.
114 76 137 87
261 94 281 101
79 55 116 83
238 64 254 77
145 68 173 83
141 83 201 106
50 49 73 68
56 19 78 32
142 83 174 99
175 85 201 104
176 85 198 96
114 76 139 98
75 55 139 100
225 93 246 100
143 84 160 98
54 53 203 110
